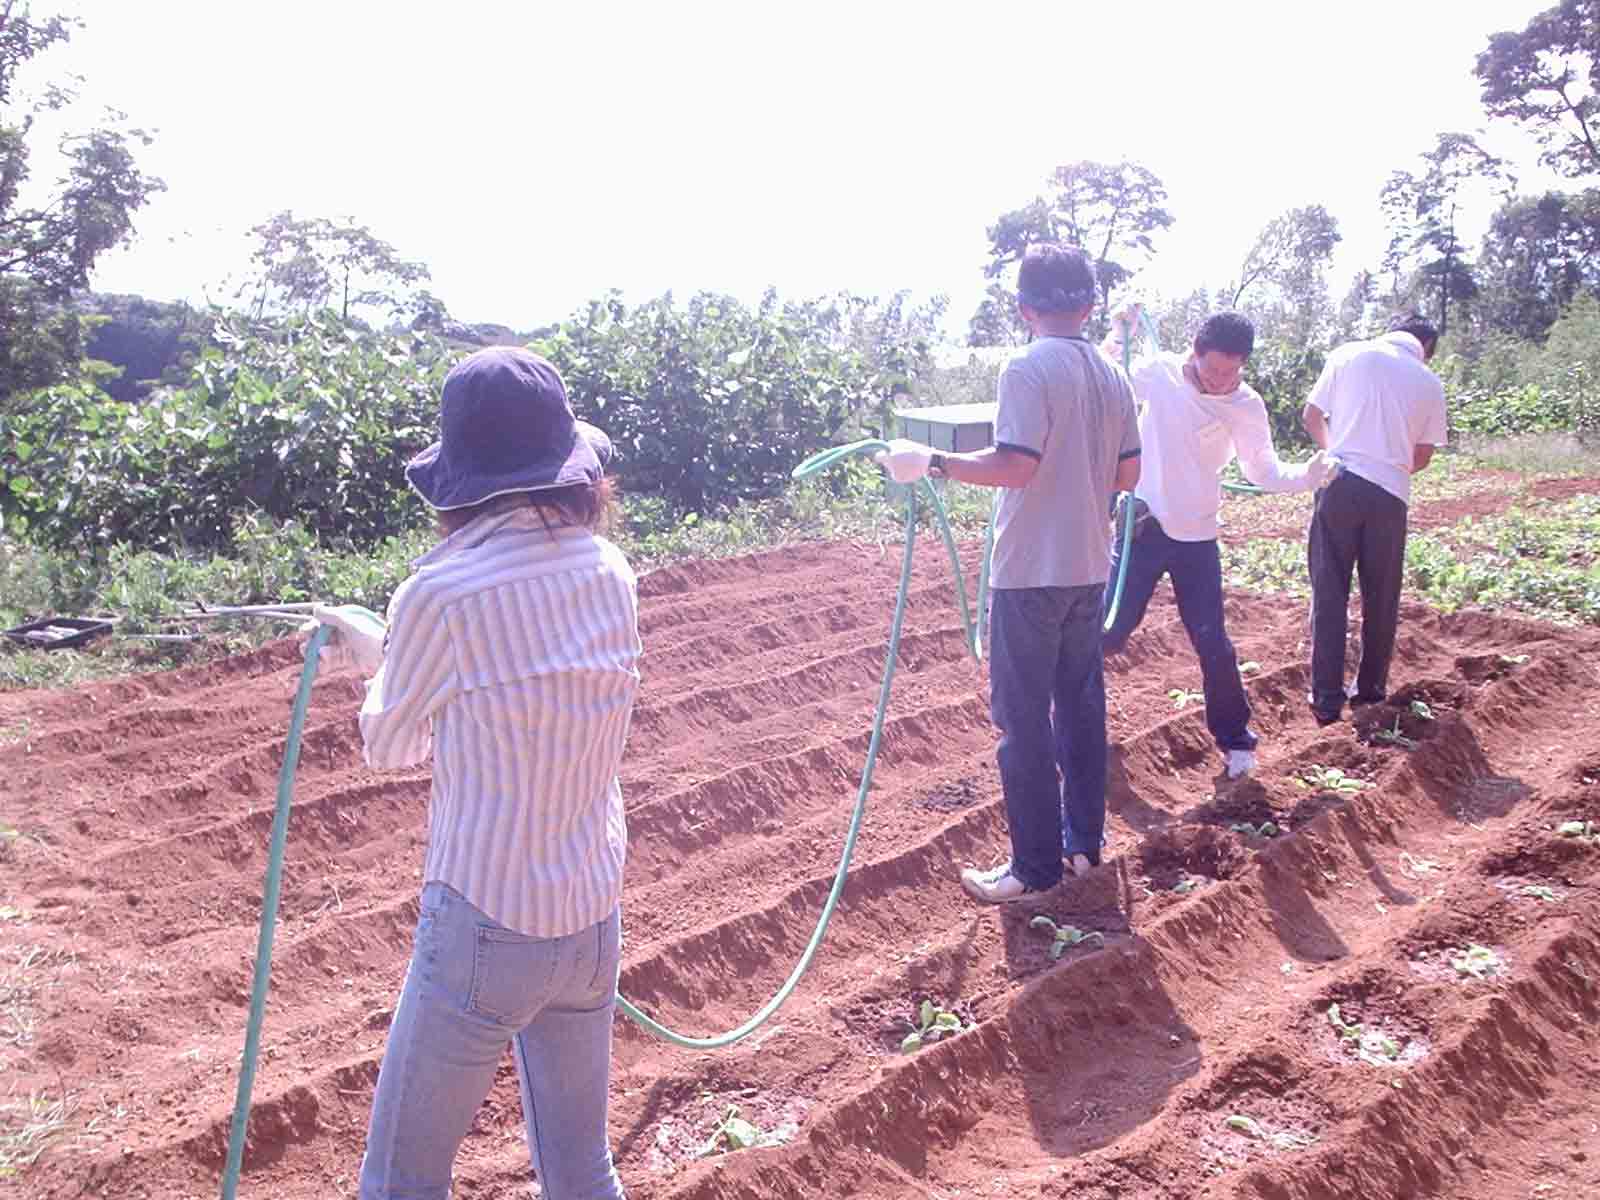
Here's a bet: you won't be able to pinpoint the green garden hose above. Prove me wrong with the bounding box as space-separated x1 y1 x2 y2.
223 402 1148 1189
220 456 973 1194
221 624 330 1200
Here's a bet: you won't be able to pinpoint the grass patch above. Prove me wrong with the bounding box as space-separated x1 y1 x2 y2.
1456 431 1600 477
0 1091 74 1179
1223 493 1600 627
0 945 74 1054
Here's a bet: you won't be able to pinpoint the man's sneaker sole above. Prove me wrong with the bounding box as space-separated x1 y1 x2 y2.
960 871 1038 904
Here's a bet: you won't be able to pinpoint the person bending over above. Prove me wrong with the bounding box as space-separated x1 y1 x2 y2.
1099 308 1335 778
1301 313 1447 725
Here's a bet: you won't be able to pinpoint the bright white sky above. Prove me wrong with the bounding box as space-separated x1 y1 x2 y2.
24 0 1565 337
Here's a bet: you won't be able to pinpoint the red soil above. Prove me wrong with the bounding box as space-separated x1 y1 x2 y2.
4 531 1600 1199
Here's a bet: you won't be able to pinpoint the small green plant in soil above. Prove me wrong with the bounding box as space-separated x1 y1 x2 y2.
1327 1003 1403 1065
696 1105 771 1157
1224 1114 1318 1150
1029 916 1106 960
1409 700 1435 721
1399 851 1442 878
1239 661 1261 675
1172 875 1204 894
901 999 964 1053
1229 821 1281 838
1520 884 1560 902
1296 765 1372 793
1499 653 1530 666
1557 820 1599 842
1372 719 1417 749
1450 944 1504 980
1168 687 1205 709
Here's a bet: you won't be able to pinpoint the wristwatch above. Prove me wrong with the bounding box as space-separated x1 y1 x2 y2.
928 452 947 477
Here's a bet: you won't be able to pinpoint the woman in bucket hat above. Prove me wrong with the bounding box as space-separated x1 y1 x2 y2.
316 346 639 1198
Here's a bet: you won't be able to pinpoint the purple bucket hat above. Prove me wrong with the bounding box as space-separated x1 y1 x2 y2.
405 347 613 511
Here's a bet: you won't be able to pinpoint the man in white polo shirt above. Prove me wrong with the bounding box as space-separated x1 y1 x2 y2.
1301 314 1447 725
1101 309 1335 778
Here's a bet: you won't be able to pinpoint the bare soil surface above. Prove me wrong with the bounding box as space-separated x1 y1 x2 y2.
5 529 1600 1199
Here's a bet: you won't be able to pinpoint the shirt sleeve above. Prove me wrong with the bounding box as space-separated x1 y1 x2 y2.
1118 369 1141 460
1229 390 1314 493
1420 379 1448 446
358 576 455 769
1306 354 1340 416
994 357 1047 460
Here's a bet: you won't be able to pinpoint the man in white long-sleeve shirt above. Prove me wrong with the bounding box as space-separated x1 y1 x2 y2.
1301 314 1447 725
1101 310 1334 778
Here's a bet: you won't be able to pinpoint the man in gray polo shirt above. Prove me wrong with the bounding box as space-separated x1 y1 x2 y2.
877 244 1141 901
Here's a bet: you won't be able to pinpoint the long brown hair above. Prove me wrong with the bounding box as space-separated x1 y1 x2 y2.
436 478 616 539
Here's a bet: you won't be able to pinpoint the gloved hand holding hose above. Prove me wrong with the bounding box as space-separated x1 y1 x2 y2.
306 604 387 676
874 438 937 484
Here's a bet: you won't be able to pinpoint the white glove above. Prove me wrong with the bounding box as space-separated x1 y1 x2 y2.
874 439 934 484
1110 300 1143 334
1101 300 1144 361
1306 450 1343 490
307 603 387 676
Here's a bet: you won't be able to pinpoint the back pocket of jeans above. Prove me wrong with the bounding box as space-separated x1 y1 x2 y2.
469 926 559 1026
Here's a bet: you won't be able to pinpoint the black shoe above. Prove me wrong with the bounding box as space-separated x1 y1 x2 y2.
1310 707 1342 727
1347 692 1384 709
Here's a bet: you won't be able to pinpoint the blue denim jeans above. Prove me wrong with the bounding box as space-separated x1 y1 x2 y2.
988 584 1108 889
1102 523 1257 753
359 882 625 1200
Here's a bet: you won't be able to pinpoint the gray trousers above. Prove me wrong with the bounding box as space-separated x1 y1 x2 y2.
1307 471 1408 718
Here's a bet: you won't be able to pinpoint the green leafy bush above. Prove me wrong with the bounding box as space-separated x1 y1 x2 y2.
536 290 935 514
1 313 450 552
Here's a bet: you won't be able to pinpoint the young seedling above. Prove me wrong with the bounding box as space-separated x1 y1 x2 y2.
1168 688 1205 710
1498 653 1530 666
1224 1114 1317 1150
1450 944 1504 980
900 999 964 1052
1296 765 1373 793
1520 884 1560 903
1398 852 1443 879
1556 820 1599 842
1239 661 1261 676
1373 719 1417 749
1172 875 1204 894
1229 821 1281 838
697 1105 763 1157
1029 915 1106 960
1328 1003 1402 1065
1409 700 1435 721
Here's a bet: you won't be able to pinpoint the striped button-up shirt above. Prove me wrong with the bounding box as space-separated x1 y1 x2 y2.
359 507 641 938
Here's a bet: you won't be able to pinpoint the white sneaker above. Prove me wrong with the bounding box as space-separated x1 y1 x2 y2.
1226 749 1257 779
960 862 1039 904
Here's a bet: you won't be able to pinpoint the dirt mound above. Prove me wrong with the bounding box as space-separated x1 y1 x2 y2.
4 536 1599 1199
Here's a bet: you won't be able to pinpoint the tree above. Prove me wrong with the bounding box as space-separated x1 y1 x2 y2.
243 211 430 323
1229 205 1342 344
973 160 1174 343
965 281 1028 347
1476 0 1599 178
1334 270 1378 344
1475 188 1600 339
1380 133 1508 334
1 3 163 399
